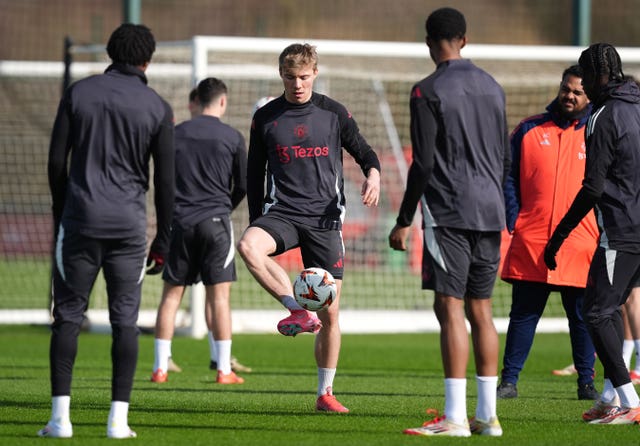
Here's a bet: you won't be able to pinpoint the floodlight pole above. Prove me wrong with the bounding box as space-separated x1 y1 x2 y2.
123 0 141 24
572 0 591 46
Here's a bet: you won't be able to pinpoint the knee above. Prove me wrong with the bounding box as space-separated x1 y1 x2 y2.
236 236 254 262
110 309 140 330
318 311 339 332
111 324 139 340
318 302 340 325
52 306 85 328
51 319 81 338
468 312 495 333
584 311 609 332
237 234 272 266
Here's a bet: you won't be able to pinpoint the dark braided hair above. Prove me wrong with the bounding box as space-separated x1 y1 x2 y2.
578 43 625 83
106 24 156 66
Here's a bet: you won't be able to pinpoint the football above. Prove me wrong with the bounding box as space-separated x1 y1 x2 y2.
293 267 337 312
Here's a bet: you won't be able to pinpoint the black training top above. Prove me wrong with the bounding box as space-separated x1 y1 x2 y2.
48 63 175 254
173 114 247 228
247 93 380 229
396 58 510 231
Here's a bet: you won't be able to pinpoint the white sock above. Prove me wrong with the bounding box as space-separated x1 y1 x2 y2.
623 340 634 369
475 375 498 421
444 378 467 424
51 395 71 424
282 295 304 311
216 340 232 374
208 331 217 362
108 401 129 430
153 338 171 372
317 367 337 396
601 379 618 404
616 382 640 408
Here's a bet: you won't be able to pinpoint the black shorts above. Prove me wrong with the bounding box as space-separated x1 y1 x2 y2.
162 216 236 286
250 214 345 279
584 247 640 320
53 226 146 327
422 227 500 299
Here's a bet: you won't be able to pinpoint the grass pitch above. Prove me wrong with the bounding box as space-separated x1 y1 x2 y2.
1 325 638 445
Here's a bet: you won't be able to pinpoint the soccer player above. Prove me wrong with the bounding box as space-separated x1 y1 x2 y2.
616 76 640 385
151 78 247 385
41 23 175 438
236 43 381 413
497 65 599 401
544 43 640 424
165 87 252 376
389 7 509 437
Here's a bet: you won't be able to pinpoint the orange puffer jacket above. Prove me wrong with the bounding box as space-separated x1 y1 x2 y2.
501 102 598 287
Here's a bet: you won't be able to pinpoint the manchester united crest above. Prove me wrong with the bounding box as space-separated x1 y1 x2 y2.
294 123 308 140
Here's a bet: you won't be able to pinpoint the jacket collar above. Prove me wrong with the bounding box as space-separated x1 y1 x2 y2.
105 63 148 85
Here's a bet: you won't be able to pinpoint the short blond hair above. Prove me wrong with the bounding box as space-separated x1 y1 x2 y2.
279 43 318 72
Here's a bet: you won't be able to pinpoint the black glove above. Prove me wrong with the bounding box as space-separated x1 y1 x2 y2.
146 251 165 275
543 232 565 271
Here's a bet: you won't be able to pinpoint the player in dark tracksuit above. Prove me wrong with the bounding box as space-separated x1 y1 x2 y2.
389 7 509 436
42 24 174 439
237 43 380 413
246 93 378 233
545 43 640 424
151 77 247 385
171 103 246 230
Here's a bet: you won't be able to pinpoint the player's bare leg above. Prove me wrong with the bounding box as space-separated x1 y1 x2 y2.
206 282 244 384
315 280 342 369
434 294 469 378
625 288 640 382
466 297 499 376
238 226 321 335
152 284 185 382
238 226 321 336
206 282 232 342
432 293 470 428
466 296 501 436
237 226 294 300
315 281 348 412
155 284 185 340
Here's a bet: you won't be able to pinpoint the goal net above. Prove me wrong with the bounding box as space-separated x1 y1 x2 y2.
2 36 640 334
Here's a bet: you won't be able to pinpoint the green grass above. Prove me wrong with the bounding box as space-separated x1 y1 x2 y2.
0 259 568 318
1 325 637 445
